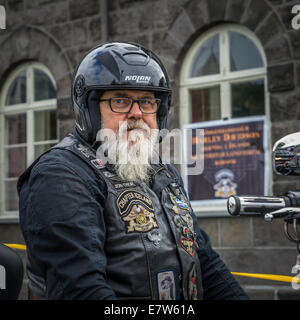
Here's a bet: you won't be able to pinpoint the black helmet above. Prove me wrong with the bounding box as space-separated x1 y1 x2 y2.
72 42 172 143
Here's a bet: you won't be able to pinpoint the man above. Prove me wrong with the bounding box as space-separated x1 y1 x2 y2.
18 42 248 300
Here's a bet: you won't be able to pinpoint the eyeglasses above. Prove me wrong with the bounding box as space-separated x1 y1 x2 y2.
99 97 161 114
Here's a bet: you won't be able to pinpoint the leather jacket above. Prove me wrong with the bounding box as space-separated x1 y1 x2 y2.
17 130 248 300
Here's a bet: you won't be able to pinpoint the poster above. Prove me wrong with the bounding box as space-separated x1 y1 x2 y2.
183 116 269 211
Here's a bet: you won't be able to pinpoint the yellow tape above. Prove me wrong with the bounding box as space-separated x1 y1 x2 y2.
2 243 300 284
232 272 300 284
3 243 27 251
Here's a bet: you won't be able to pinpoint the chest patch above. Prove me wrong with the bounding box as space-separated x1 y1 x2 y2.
170 194 190 211
116 190 158 233
180 237 195 256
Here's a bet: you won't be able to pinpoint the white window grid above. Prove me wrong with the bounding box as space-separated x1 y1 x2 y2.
0 62 58 219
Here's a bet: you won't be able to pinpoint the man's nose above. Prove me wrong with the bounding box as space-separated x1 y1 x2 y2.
128 101 142 118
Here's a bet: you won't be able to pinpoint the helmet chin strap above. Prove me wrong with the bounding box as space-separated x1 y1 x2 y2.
87 90 103 143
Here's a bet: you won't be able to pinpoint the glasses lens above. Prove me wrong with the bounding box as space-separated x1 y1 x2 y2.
110 98 132 112
110 97 161 113
139 98 160 113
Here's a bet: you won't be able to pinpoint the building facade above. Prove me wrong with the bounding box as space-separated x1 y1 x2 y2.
0 0 300 299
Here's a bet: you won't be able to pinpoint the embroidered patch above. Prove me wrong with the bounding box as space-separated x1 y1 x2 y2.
102 170 123 181
157 271 176 300
181 213 194 230
102 170 116 178
188 263 198 300
174 215 195 238
173 215 184 228
117 190 158 233
91 159 106 169
180 237 195 256
112 181 136 189
182 226 193 238
77 143 95 159
170 194 189 211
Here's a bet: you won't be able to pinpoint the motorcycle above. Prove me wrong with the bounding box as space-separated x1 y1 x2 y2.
227 131 300 288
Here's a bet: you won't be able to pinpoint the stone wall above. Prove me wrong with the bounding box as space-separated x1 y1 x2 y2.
0 0 300 299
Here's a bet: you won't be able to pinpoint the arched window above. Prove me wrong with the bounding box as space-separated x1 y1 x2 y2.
180 24 268 125
0 62 58 218
180 24 270 214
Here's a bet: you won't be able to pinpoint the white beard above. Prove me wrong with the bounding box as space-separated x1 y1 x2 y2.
105 120 158 183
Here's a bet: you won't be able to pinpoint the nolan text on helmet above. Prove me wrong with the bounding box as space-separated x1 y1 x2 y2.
124 75 152 84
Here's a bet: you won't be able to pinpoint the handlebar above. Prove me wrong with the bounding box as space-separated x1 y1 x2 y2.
264 207 300 222
227 195 287 216
227 191 300 217
227 191 300 245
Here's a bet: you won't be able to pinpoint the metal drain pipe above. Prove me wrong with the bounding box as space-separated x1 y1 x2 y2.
100 0 108 42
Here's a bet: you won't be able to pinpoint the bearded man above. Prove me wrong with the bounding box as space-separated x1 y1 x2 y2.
17 42 248 300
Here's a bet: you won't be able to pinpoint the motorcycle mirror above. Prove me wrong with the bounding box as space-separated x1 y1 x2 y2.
272 131 300 176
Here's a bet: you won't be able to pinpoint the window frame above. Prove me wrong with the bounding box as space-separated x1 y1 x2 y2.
0 62 58 220
179 24 272 216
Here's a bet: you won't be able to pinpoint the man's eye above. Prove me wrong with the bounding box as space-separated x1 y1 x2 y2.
114 99 125 104
140 99 151 105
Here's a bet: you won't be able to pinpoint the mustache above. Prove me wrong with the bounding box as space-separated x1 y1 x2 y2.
119 120 151 135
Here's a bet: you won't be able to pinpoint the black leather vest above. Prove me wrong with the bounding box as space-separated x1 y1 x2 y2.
26 134 203 300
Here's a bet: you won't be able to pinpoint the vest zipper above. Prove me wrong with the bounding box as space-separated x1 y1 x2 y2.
140 233 155 299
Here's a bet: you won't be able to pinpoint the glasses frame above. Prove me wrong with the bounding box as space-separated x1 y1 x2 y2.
99 97 161 114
